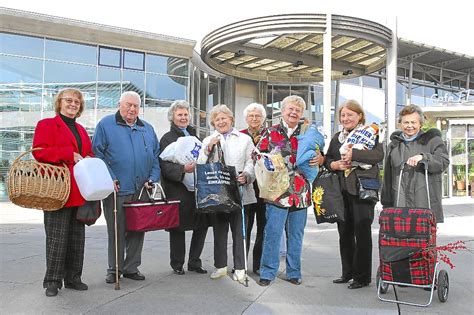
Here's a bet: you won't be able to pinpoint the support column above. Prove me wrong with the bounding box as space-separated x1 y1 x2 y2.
333 80 340 135
407 60 413 104
386 17 398 138
323 14 332 148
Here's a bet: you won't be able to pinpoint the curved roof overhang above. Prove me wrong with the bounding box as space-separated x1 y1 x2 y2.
201 14 392 83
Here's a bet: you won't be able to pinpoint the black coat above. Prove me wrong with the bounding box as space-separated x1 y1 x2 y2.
381 129 449 223
325 131 384 195
159 124 208 231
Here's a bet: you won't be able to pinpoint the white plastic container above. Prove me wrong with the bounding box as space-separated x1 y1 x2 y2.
74 157 114 201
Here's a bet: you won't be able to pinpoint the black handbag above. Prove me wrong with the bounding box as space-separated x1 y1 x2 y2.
76 200 101 226
357 176 380 202
312 167 344 223
195 143 242 213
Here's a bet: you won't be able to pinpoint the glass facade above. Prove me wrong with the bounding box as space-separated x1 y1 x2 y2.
0 32 190 200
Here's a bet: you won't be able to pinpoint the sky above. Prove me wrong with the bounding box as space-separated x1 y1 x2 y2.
2 0 473 56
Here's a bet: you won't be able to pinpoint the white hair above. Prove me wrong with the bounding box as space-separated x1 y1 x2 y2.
281 95 306 111
168 100 190 122
119 91 141 104
243 103 266 125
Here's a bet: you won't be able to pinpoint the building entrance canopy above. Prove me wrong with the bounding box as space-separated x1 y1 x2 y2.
201 14 392 83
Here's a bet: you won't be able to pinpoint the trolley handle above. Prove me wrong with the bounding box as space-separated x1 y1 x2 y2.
395 161 430 209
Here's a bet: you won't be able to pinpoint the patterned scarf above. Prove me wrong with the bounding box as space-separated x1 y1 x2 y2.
248 127 264 145
338 123 364 144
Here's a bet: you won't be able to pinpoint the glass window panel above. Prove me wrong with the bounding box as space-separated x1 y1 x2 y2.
44 60 96 84
146 54 168 74
0 84 42 113
468 124 474 138
166 58 189 77
0 55 43 83
451 125 466 139
99 47 121 67
396 82 406 106
362 76 382 89
98 67 121 109
199 72 207 112
45 39 96 65
124 50 144 71
146 73 187 107
341 77 360 85
43 61 97 111
123 70 145 105
0 32 44 58
209 76 219 107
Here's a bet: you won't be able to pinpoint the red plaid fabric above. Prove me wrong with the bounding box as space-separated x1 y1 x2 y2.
379 207 437 285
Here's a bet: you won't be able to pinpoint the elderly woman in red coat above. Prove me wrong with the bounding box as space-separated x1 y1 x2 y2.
32 88 93 297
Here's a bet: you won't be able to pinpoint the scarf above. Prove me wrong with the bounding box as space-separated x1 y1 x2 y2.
401 131 420 142
338 123 364 144
247 127 264 145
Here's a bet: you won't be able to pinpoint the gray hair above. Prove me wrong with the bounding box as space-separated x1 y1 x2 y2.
168 100 190 123
209 104 234 128
281 95 306 111
243 103 266 124
398 104 425 124
119 91 141 105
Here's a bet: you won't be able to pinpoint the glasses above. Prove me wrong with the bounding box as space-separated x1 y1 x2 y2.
61 97 81 106
248 114 262 119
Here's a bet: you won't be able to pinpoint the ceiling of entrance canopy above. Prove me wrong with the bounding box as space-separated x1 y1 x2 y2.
201 14 392 83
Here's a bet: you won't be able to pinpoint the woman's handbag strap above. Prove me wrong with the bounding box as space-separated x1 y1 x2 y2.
206 142 226 165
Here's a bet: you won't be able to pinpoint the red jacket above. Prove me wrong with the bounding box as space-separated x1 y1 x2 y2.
32 115 93 208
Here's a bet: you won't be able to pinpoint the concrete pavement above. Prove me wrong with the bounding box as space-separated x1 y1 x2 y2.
1 198 473 314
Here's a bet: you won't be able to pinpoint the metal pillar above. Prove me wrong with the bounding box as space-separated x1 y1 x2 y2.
386 17 398 138
333 80 340 135
323 14 332 147
408 60 413 104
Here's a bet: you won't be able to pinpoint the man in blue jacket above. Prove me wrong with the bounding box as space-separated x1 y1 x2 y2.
93 91 160 284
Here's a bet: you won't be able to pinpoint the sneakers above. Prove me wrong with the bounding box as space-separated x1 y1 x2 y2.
210 267 227 279
232 269 246 283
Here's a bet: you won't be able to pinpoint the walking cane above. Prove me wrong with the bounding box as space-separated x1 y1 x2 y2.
113 191 120 290
239 185 249 287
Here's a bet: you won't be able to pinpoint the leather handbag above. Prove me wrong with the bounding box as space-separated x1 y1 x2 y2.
357 175 380 202
123 183 180 232
76 200 101 226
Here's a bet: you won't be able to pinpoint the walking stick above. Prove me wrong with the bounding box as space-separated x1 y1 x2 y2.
239 185 249 287
113 191 120 290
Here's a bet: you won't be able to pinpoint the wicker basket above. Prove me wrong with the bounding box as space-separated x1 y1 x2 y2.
7 148 71 211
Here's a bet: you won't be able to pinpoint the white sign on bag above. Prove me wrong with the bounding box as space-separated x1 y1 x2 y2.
73 157 114 200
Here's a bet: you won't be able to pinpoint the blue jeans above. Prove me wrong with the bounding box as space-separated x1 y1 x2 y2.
259 204 307 281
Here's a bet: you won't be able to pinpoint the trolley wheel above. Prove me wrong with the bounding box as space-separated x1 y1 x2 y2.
437 269 449 303
376 268 389 294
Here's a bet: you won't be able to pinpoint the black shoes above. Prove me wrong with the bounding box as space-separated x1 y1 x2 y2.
173 267 185 275
64 281 88 290
288 278 302 285
333 276 352 284
258 279 271 286
348 281 369 289
105 273 120 284
123 271 145 281
188 266 207 274
45 284 59 297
